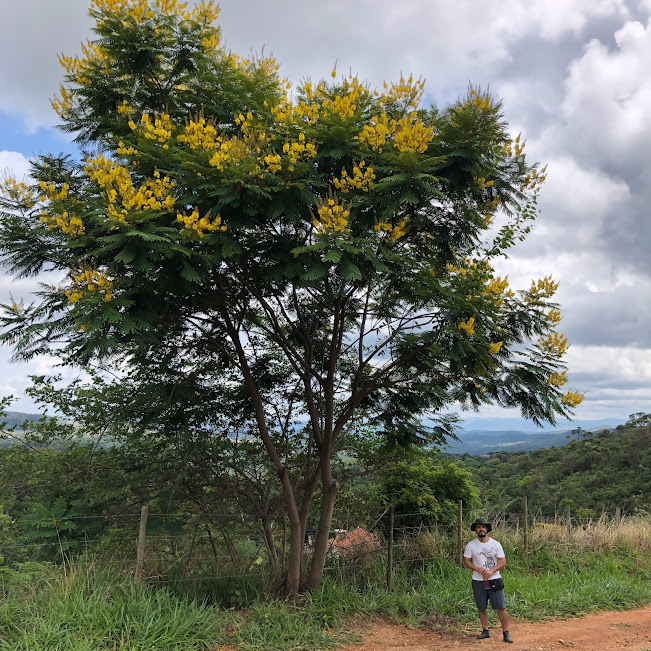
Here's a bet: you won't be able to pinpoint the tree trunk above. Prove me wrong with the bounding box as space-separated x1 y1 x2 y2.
303 478 339 591
262 516 279 575
284 511 304 597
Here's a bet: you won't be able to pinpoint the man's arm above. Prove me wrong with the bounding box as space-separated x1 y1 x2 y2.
463 555 506 577
488 557 506 576
463 556 483 573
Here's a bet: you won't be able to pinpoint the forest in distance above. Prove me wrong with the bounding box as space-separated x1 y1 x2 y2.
1 408 649 546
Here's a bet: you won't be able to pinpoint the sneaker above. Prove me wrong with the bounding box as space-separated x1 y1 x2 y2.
477 629 490 639
503 631 513 643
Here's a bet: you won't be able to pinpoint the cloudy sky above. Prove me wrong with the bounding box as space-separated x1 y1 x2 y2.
1 0 650 426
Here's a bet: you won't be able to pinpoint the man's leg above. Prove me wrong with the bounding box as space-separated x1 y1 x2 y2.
498 609 513 643
472 581 491 638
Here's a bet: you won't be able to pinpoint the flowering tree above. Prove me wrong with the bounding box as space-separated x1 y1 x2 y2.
0 0 582 596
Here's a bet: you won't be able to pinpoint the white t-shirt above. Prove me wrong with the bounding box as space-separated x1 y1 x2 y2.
464 537 505 581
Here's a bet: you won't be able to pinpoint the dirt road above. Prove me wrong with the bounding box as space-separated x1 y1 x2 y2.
339 605 651 650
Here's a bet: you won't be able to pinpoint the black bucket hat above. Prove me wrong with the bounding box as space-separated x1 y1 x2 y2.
470 518 492 532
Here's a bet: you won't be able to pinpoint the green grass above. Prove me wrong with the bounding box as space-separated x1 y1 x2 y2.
0 563 228 650
1 545 650 650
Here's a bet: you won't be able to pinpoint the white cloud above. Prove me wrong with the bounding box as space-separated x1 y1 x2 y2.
0 151 31 180
536 156 630 250
495 0 630 41
0 0 92 130
559 17 651 167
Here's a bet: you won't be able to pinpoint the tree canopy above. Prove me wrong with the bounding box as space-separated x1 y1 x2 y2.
0 0 582 595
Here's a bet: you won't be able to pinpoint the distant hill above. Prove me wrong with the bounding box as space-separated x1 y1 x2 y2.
1 411 44 430
456 416 622 432
459 420 651 516
445 418 622 454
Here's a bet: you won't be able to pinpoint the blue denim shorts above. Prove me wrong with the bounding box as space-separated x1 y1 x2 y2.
472 579 506 610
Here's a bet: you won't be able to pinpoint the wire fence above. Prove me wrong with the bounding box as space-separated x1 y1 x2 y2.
2 500 645 596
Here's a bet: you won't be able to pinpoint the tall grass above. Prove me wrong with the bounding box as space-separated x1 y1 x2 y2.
1 518 649 650
0 562 228 650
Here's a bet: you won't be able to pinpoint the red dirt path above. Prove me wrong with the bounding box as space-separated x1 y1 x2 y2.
338 605 651 650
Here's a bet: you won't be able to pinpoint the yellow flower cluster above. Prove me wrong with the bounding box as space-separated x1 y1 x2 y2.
321 76 367 121
201 32 220 53
374 217 408 241
520 165 548 192
333 161 375 193
178 117 220 150
295 100 320 124
234 111 254 134
130 113 174 146
176 208 226 237
379 74 425 110
561 390 584 407
488 341 503 354
51 85 75 118
462 88 493 112
263 153 282 173
477 177 495 190
281 133 317 170
65 266 113 303
458 316 476 335
547 371 568 387
0 177 37 208
502 134 525 158
527 276 559 301
394 115 434 154
116 142 138 157
323 94 357 120
117 100 133 115
485 275 514 306
249 55 280 77
208 137 246 171
190 0 220 25
81 41 111 73
313 196 351 236
538 332 568 358
357 113 396 152
85 155 175 221
58 52 85 80
547 309 562 326
91 0 219 24
39 181 69 202
40 211 85 237
58 41 111 89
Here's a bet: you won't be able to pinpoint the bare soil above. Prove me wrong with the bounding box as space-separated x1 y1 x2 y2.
338 605 651 650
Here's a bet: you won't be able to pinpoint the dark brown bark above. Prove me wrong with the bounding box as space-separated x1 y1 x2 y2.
262 516 279 575
304 477 339 591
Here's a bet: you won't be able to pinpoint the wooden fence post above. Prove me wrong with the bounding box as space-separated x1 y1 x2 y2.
615 506 621 525
457 500 463 563
134 504 148 588
386 505 395 591
523 496 528 554
565 505 571 537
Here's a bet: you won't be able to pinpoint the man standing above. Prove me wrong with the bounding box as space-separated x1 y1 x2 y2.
463 518 513 643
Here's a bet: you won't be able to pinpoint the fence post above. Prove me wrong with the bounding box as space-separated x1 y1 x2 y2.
386 504 395 591
457 500 463 563
135 504 148 588
565 505 571 537
615 506 621 525
523 496 528 554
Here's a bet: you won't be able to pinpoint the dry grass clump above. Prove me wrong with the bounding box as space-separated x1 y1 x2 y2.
397 530 445 563
529 516 651 553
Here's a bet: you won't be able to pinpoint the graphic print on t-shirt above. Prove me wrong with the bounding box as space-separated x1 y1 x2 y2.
478 547 497 570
